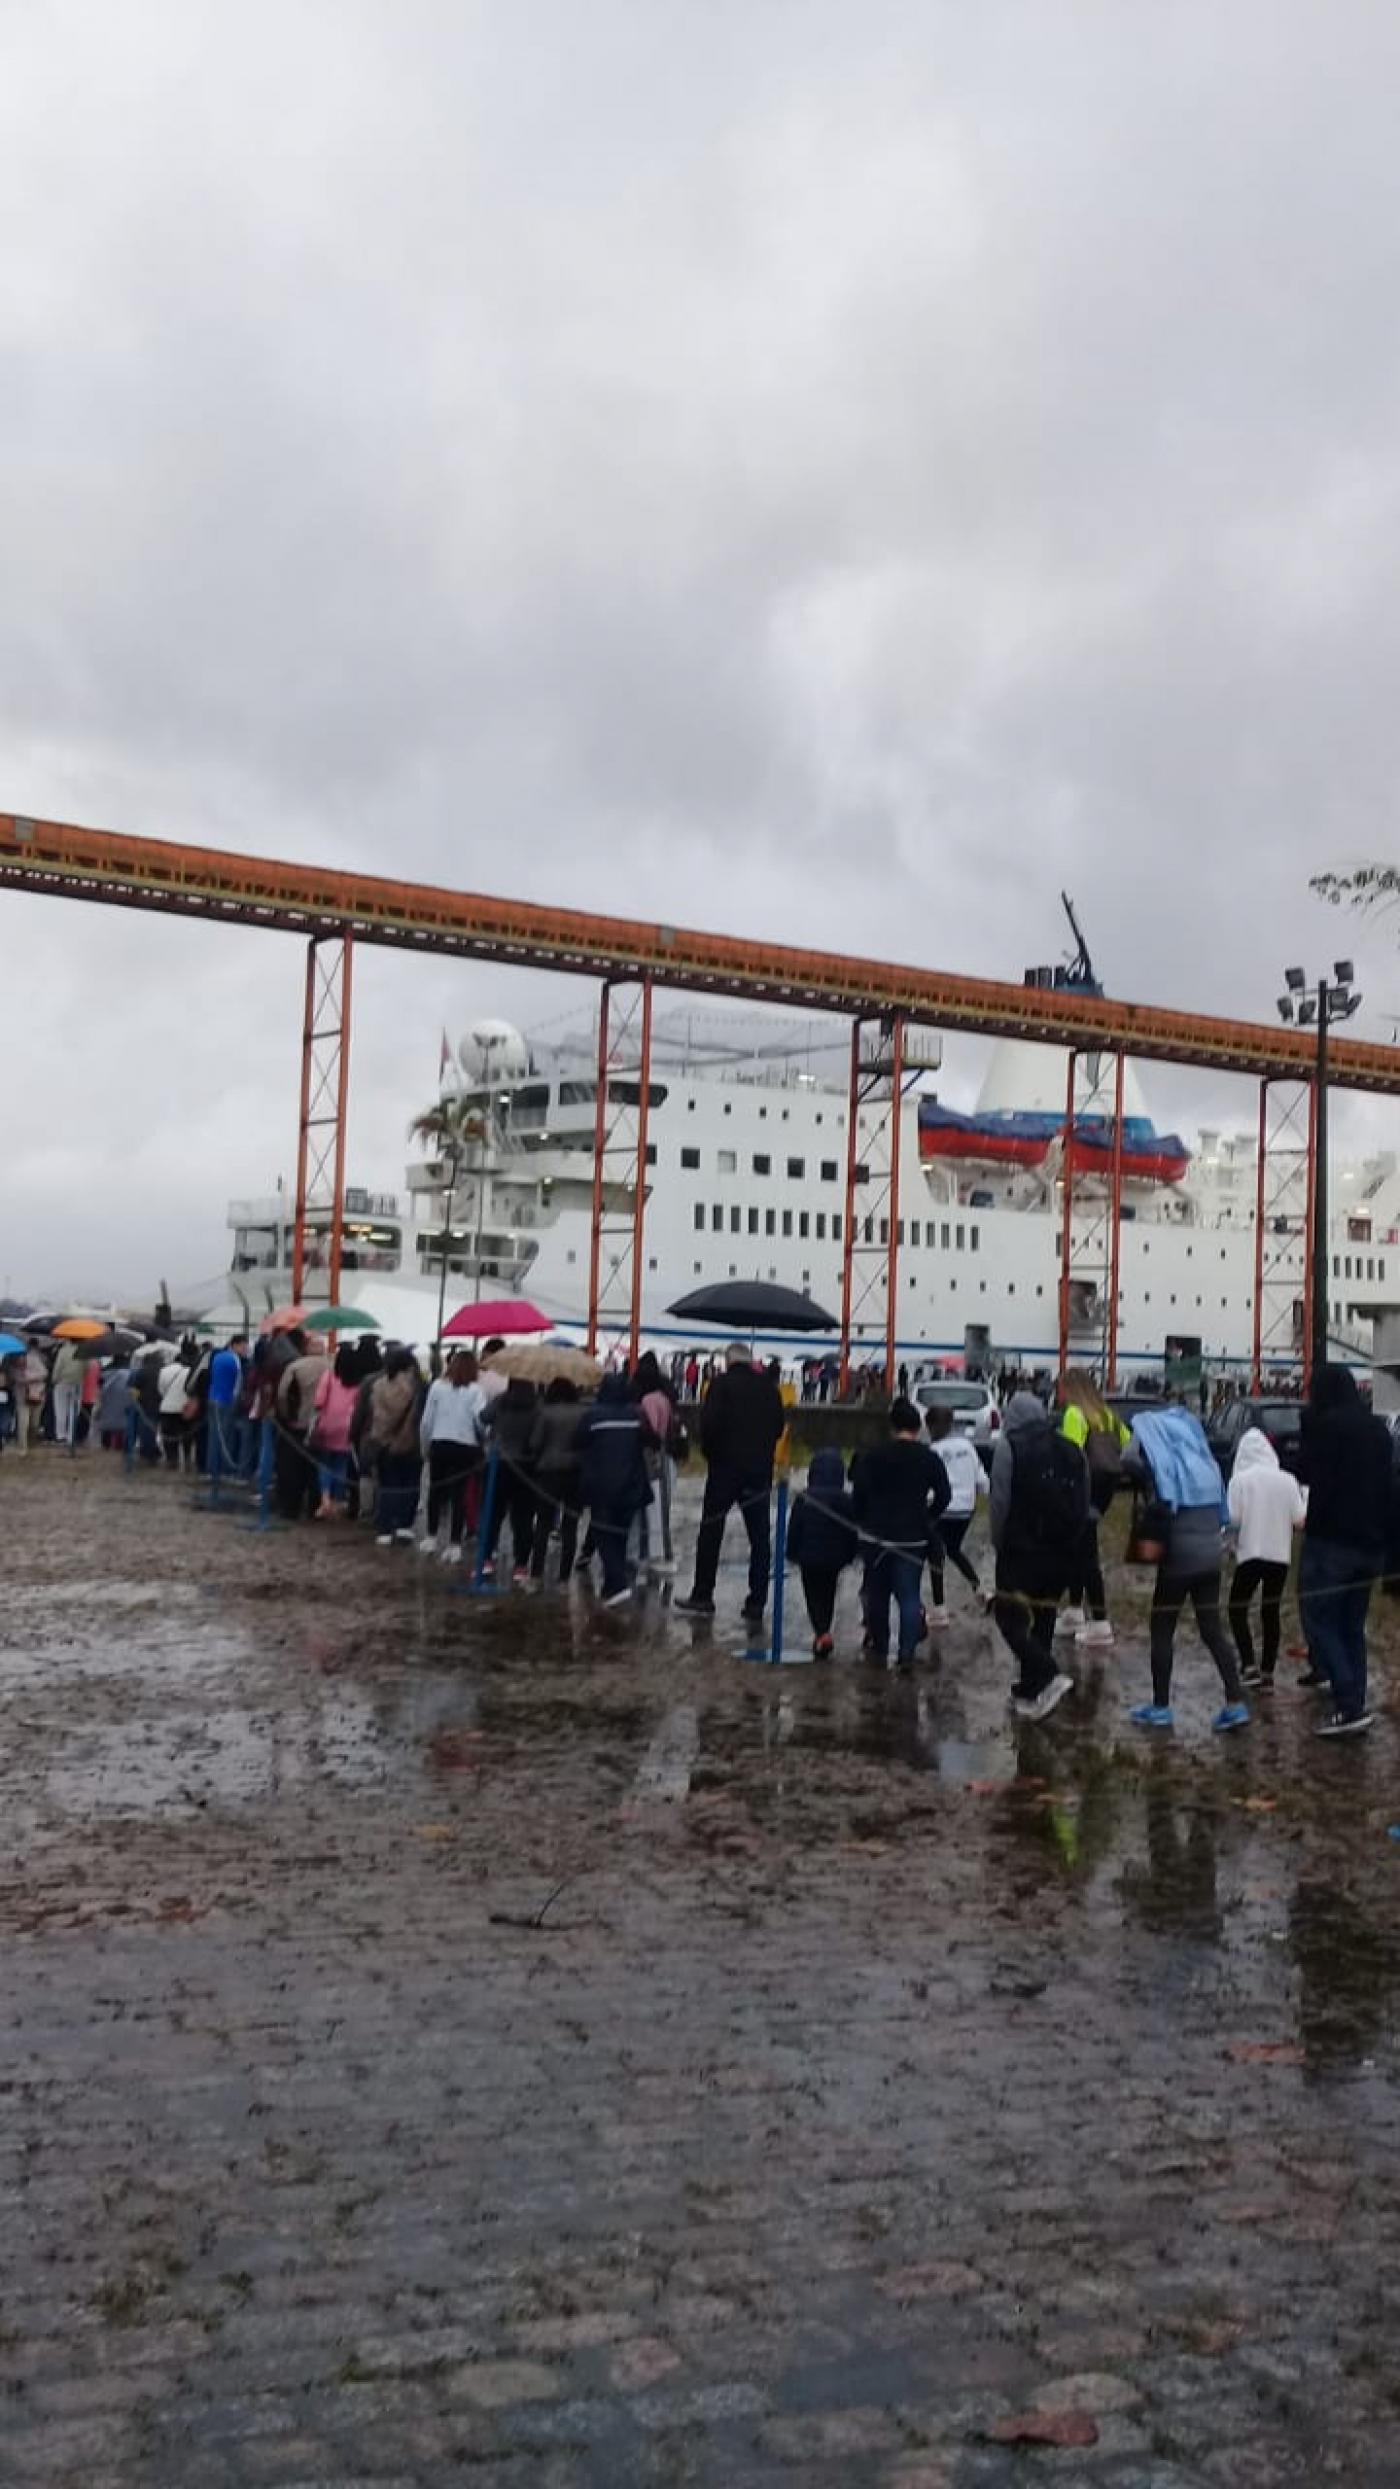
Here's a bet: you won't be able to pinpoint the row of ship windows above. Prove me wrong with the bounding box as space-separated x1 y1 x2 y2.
693 1203 982 1248
682 1148 841 1180
571 1239 1255 1315
1333 1254 1387 1282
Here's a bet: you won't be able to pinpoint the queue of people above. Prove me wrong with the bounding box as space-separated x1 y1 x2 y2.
782 1361 1392 1739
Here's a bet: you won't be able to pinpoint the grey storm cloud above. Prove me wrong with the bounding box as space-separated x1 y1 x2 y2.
3 0 1400 1294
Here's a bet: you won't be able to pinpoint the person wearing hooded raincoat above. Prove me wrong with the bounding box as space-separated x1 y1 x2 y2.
1124 1405 1247 1732
1226 1427 1306 1686
987 1390 1088 1719
575 1373 651 1603
1297 1364 1391 1735
786 1446 858 1656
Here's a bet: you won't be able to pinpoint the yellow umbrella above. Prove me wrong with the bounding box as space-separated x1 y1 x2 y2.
52 1318 107 1341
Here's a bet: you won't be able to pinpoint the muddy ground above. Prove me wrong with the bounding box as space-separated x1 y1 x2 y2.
2 1450 1400 2487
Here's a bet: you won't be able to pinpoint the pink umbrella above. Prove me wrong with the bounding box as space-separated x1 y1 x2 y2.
441 1297 553 1340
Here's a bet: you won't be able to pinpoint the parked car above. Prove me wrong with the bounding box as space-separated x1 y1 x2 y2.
912 1377 1000 1461
1206 1396 1305 1480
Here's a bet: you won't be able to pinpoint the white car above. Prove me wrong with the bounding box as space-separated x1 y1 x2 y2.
912 1377 1000 1459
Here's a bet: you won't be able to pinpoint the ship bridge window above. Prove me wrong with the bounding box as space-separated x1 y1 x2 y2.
730 1206 741 1233
607 1079 668 1109
711 1205 722 1231
970 1225 980 1251
1369 1257 1376 1279
787 1156 805 1179
718 1148 737 1174
821 1160 838 1182
816 1213 826 1240
753 1153 771 1176
956 1225 965 1250
748 1208 759 1234
645 1144 656 1167
682 1147 700 1170
799 1212 810 1238
782 1211 793 1237
503 1082 551 1119
941 1223 950 1249
910 1221 920 1247
765 1209 776 1236
694 1204 705 1231
833 1214 842 1242
559 1080 595 1106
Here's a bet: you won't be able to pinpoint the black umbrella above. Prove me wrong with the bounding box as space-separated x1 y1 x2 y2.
666 1279 839 1333
73 1327 146 1360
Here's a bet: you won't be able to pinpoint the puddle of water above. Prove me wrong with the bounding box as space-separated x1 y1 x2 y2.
45 1693 387 1819
631 1701 700 1800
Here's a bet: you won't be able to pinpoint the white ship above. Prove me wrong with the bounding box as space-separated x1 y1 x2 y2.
207 1008 1400 1375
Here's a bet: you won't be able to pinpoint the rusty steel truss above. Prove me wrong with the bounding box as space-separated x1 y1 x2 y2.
1 807 1380 1372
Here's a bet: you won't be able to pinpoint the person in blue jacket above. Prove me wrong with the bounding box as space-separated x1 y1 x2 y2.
786 1447 858 1656
575 1372 652 1607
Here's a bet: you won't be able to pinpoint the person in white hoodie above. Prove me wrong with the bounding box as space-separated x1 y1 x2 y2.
1227 1428 1307 1689
924 1406 989 1625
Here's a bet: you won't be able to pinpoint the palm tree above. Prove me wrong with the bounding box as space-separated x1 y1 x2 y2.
408 1097 488 1350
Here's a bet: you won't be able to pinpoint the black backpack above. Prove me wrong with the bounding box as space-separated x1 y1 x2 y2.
1009 1427 1088 1553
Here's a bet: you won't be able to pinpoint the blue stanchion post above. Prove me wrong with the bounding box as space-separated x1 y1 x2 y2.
770 1479 788 1664
468 1449 502 1593
207 1405 225 1509
255 1415 275 1530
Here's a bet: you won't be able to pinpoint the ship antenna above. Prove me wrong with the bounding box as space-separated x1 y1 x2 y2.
1059 892 1101 995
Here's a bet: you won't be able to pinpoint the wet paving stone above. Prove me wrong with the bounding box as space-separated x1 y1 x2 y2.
2 1456 1400 2482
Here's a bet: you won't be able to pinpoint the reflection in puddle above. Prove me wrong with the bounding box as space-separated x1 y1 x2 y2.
46 1694 387 1818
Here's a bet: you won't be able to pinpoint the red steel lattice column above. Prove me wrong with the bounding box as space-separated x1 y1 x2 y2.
291 934 353 1307
883 1015 905 1393
1057 1049 1077 1382
586 977 653 1363
838 1018 864 1395
1106 1052 1126 1391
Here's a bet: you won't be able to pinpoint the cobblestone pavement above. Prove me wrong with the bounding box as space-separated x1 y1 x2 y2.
3 1453 1400 2485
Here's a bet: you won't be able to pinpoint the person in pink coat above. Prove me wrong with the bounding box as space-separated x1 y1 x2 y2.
312 1344 362 1517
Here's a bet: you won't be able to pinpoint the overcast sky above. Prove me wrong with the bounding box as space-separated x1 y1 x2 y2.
5 0 1400 1301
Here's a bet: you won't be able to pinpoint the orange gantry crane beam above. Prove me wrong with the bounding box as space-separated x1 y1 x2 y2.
4 806 1400 1094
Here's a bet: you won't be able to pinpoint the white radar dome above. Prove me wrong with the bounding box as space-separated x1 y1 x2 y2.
457 1019 530 1083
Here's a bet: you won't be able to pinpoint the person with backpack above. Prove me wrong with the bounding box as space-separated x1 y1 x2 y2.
1226 1426 1306 1688
987 1389 1088 1719
923 1406 988 1624
1056 1370 1131 1649
851 1399 951 1665
786 1447 859 1656
1124 1405 1249 1733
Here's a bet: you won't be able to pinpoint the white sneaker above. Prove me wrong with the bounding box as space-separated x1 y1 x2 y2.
441 1544 463 1565
419 1534 439 1555
1015 1672 1075 1723
375 1533 394 1547
603 1586 632 1608
394 1528 417 1545
1055 1606 1087 1637
1076 1619 1115 1648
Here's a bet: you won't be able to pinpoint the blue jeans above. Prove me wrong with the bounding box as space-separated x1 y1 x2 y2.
867 1548 925 1660
207 1403 235 1490
318 1450 350 1504
1299 1537 1376 1719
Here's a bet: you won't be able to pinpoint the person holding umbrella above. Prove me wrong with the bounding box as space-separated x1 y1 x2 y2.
675 1342 786 1625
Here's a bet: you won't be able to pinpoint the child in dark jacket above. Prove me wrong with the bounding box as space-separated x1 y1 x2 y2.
786 1447 858 1655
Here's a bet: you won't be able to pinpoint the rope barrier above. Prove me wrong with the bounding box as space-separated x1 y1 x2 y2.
55 1374 1400 1637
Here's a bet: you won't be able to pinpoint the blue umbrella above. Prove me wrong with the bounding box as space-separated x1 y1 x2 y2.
0 1333 28 1357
